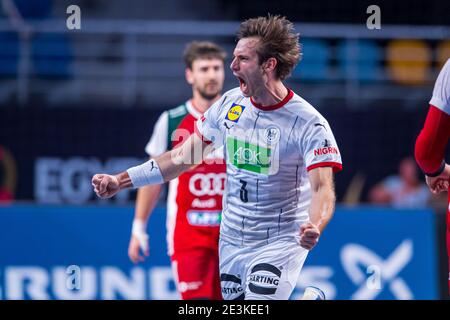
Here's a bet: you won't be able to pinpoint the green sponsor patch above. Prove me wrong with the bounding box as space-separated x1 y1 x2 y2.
226 137 271 174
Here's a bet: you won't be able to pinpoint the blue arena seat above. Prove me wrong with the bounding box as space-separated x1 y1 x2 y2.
337 40 382 82
31 33 73 78
293 39 329 81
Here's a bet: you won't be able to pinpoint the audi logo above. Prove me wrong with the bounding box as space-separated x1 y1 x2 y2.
188 173 226 196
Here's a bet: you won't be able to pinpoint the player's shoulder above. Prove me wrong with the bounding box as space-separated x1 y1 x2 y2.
222 87 244 100
435 58 450 89
208 87 244 117
285 91 328 124
435 58 450 86
167 103 188 119
430 58 450 113
441 58 450 75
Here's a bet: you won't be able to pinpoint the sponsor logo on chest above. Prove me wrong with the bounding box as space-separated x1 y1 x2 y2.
225 104 246 123
226 137 272 174
187 210 221 226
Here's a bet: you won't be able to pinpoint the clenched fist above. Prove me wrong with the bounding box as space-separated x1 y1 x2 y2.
300 222 320 250
92 174 120 198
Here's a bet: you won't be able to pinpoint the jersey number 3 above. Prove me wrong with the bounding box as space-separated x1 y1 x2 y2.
239 179 248 203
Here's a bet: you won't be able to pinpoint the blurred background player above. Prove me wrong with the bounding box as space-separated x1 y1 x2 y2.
415 58 450 295
128 41 227 300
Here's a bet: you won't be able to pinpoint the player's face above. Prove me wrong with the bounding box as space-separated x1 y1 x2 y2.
187 58 225 100
230 37 266 97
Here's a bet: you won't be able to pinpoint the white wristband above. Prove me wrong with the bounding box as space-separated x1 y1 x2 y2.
132 219 149 252
127 159 164 188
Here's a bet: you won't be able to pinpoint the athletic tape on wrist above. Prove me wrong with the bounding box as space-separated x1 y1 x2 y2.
132 219 147 237
127 159 164 188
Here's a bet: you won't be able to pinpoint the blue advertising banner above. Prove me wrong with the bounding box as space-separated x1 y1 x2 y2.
0 205 438 300
298 207 438 300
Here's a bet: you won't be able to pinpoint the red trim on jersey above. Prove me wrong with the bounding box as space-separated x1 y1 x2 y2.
194 122 213 145
415 105 450 174
307 162 343 173
250 89 294 111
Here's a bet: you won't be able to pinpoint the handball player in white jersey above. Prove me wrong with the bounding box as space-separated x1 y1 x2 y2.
92 15 343 300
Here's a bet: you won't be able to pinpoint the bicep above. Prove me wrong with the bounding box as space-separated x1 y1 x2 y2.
154 134 204 181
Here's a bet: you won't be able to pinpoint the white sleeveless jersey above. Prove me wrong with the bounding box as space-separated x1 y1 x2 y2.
196 87 342 246
430 58 450 115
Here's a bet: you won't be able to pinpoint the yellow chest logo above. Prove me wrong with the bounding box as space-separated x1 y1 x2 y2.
225 104 246 123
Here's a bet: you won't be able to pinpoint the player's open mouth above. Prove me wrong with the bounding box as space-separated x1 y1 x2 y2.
237 76 248 92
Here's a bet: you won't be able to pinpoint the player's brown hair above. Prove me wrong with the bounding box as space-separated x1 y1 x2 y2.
237 15 301 80
183 41 227 69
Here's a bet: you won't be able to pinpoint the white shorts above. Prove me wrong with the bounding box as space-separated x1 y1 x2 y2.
219 238 308 300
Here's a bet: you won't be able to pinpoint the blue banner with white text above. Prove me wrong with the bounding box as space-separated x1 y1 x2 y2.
0 205 438 300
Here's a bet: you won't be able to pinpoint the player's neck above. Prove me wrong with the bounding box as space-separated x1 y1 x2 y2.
191 93 220 114
251 81 288 107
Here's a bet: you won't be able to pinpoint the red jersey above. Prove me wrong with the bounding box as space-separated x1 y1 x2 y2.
145 101 225 255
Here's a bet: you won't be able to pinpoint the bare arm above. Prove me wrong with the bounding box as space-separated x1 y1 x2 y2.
92 133 210 198
300 167 336 250
155 132 208 181
128 173 162 263
134 183 162 222
308 166 336 231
